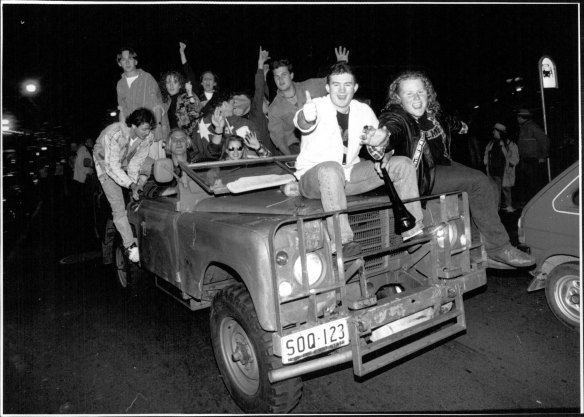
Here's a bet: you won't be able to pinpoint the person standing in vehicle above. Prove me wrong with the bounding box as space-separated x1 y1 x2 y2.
93 108 155 263
116 47 168 160
378 71 534 269
484 122 519 212
515 108 550 206
294 63 426 257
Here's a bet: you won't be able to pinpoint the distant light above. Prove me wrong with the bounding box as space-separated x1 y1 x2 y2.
506 78 513 83
1 126 9 132
20 20 25 24
514 77 523 82
41 147 48 151
110 111 117 117
493 98 499 102
515 86 523 92
21 79 40 96
473 105 480 109
36 152 40 156
2 119 9 125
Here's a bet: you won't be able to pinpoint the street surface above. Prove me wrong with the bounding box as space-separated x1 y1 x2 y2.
3 175 581 414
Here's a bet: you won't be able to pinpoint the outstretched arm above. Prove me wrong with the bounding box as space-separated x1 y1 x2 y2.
180 42 197 86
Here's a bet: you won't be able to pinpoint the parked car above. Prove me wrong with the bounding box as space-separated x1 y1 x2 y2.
109 156 488 413
519 161 580 330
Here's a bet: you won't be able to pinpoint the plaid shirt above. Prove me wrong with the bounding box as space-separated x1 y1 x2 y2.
93 122 153 188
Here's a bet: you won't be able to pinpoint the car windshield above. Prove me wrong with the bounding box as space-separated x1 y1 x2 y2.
180 155 297 195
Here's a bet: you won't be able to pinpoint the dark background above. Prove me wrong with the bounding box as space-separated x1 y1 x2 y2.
2 2 580 145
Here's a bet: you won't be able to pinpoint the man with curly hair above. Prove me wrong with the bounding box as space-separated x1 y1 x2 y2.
378 71 534 269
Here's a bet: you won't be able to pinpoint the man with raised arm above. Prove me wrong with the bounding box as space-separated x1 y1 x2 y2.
268 46 349 155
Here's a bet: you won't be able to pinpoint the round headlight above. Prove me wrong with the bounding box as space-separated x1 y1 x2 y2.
293 252 323 286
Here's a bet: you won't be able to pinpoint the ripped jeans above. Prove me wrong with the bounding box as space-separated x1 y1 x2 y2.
298 157 424 245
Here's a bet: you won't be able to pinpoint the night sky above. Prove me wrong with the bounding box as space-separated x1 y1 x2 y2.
1 2 580 140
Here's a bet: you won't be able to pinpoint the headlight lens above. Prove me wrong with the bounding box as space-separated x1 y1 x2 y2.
293 252 323 286
437 220 464 249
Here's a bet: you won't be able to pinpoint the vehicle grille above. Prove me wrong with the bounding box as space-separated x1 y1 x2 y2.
349 208 403 273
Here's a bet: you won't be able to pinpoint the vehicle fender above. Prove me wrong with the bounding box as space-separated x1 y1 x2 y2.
527 254 579 292
178 215 279 331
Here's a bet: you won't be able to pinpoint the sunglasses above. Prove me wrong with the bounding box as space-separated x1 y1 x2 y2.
227 146 243 152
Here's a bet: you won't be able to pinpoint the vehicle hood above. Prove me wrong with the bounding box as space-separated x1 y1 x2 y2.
194 188 390 216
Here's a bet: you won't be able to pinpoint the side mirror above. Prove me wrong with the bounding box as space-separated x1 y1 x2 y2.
153 158 175 183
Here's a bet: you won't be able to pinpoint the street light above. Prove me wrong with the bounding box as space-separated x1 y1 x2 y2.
21 79 40 96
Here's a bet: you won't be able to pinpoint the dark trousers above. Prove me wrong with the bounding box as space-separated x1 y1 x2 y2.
431 161 510 253
515 157 546 205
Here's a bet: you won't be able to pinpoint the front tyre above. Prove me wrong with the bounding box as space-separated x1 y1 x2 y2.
210 283 303 413
545 262 580 330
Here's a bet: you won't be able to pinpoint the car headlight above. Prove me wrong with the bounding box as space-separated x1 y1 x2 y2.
436 220 465 249
293 252 324 286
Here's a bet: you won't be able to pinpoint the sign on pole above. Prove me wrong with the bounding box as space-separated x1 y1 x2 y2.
540 56 558 89
538 55 557 182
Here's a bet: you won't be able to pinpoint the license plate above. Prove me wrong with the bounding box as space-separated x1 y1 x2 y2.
281 318 349 364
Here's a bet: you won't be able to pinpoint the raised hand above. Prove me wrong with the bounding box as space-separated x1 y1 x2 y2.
211 107 226 132
258 46 271 69
244 131 260 150
302 91 317 123
179 42 186 53
334 46 350 62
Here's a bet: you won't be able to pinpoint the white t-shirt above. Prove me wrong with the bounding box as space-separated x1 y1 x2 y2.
126 75 139 88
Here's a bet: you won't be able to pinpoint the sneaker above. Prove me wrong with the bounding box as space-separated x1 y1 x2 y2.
488 244 535 268
125 243 140 263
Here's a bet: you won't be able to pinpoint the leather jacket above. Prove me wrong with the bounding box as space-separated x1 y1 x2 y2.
378 104 465 196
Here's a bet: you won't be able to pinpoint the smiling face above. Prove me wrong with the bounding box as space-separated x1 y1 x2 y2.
118 50 138 76
396 78 428 118
325 72 358 113
165 74 181 96
169 130 189 156
273 66 294 93
225 138 244 160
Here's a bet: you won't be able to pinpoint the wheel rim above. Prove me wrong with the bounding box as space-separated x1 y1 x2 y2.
219 317 259 396
115 246 128 288
553 274 580 323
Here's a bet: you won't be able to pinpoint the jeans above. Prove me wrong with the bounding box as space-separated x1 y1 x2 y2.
298 157 424 245
99 175 135 248
432 162 509 253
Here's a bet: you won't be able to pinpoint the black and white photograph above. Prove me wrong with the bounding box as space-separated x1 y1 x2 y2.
2 1 581 414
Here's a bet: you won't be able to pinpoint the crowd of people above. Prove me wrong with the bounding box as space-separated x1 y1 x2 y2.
75 42 551 268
